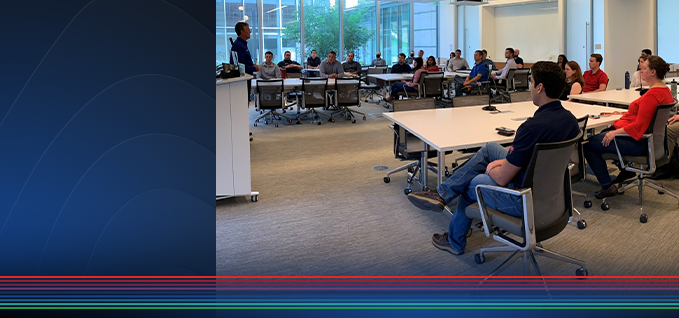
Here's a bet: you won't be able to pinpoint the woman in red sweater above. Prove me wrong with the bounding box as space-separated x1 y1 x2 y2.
584 55 675 199
425 56 440 72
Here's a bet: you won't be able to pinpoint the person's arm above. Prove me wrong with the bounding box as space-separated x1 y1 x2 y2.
294 62 303 69
594 73 608 92
620 97 660 140
487 159 522 187
319 62 329 78
274 65 281 78
568 82 582 101
495 64 509 80
464 60 469 70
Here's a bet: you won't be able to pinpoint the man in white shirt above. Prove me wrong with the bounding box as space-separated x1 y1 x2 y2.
445 49 469 72
492 48 517 81
258 51 281 79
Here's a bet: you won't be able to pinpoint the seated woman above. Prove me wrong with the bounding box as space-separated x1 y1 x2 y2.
631 55 649 88
425 56 440 72
584 55 675 199
559 61 584 101
384 57 425 103
557 54 568 70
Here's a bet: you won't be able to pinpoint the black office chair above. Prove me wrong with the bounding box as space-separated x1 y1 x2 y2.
422 72 445 99
254 79 292 127
397 71 425 100
297 78 331 125
512 69 531 92
329 78 366 123
362 67 386 102
569 115 590 229
467 132 588 276
600 103 679 223
489 69 516 104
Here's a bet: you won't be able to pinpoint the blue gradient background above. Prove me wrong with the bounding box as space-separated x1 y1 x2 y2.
0 0 215 276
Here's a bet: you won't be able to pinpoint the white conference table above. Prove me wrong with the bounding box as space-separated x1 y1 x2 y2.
382 101 622 188
568 85 677 107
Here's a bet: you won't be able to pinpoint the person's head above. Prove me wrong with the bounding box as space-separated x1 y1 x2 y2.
410 50 415 57
235 22 251 40
346 52 355 62
426 56 436 67
455 49 461 58
418 50 424 58
504 48 515 59
413 57 424 70
530 61 566 106
311 49 317 58
398 53 406 64
376 51 381 59
327 51 337 63
641 55 669 84
473 50 483 63
641 49 652 58
264 51 273 63
284 51 292 61
565 61 584 87
558 54 568 67
638 55 648 68
589 53 603 70
514 48 520 57
482 49 488 59
450 52 455 58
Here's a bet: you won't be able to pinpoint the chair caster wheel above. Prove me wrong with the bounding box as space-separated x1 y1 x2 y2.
445 167 450 177
363 116 366 120
618 190 624 195
584 200 592 208
317 121 322 125
251 195 258 202
254 122 258 127
296 120 301 125
407 167 415 173
658 190 665 195
575 268 588 276
288 119 292 124
451 162 458 169
577 220 587 229
601 202 610 211
329 119 335 123
384 177 390 183
260 110 263 114
265 120 269 125
404 188 412 195
274 123 278 127
282 110 286 113
475 253 485 264
640 214 648 223
351 119 356 123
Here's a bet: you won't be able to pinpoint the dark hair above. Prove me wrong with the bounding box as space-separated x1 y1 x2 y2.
558 54 568 69
482 49 488 55
638 55 648 63
328 51 337 56
427 56 436 66
646 55 669 79
590 53 603 64
413 57 424 70
456 49 461 53
311 49 317 53
505 47 514 55
474 50 483 57
565 61 584 88
398 53 406 58
235 22 249 36
531 61 566 99
642 49 652 56
418 50 424 53
347 52 354 57
265 51 273 56
284 51 291 55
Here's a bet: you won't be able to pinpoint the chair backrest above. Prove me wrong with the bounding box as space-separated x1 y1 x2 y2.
286 72 302 79
422 72 444 98
256 79 285 110
393 98 436 112
301 78 328 108
513 69 530 90
367 67 385 74
509 91 532 103
521 131 582 240
569 116 589 184
452 94 488 107
646 103 675 161
334 78 360 107
504 69 517 90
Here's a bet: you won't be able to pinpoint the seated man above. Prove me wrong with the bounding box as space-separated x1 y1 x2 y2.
371 52 387 67
307 50 321 69
482 49 496 70
391 53 412 74
342 52 362 77
406 61 580 255
319 51 343 79
258 51 281 79
492 47 517 81
278 51 303 73
446 49 469 72
513 48 524 69
583 53 608 93
405 51 416 65
452 50 489 97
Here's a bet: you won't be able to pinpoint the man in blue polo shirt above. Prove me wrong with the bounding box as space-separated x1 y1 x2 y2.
451 50 488 97
407 61 580 255
230 22 259 75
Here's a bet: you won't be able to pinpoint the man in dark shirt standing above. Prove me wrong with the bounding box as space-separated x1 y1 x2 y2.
391 53 412 74
278 51 303 73
406 61 580 255
229 22 258 75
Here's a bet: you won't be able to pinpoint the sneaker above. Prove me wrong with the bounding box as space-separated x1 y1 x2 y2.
432 232 463 255
407 190 446 212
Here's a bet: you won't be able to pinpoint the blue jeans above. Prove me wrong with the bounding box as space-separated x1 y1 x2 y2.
391 81 417 99
453 75 482 97
583 128 648 189
436 142 523 253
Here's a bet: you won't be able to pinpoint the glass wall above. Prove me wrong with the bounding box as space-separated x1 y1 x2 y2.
413 3 438 60
218 0 260 64
344 0 377 66
658 0 679 64
380 1 410 65
261 0 301 63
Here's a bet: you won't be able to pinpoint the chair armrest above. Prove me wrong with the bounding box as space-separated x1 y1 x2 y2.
474 184 534 250
611 133 656 174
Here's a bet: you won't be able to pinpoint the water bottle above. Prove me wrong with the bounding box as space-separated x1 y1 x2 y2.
672 79 677 97
624 71 630 90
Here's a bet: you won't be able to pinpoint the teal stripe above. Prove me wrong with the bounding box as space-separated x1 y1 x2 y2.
0 303 678 306
0 306 678 310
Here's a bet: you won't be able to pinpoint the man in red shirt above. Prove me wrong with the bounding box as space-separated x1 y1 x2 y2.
583 53 608 92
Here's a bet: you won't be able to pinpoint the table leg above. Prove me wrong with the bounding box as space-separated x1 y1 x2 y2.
437 150 445 187
421 143 429 190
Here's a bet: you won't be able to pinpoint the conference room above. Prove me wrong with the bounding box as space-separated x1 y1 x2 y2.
216 0 679 277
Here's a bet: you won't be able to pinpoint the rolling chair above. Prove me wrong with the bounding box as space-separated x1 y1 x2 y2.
254 79 292 127
489 68 516 104
600 103 679 223
512 69 531 92
362 67 386 103
467 132 588 276
569 115 590 229
397 71 426 100
284 72 303 112
422 72 445 99
329 78 366 123
296 78 331 125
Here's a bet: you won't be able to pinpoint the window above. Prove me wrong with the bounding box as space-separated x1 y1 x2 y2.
219 0 260 64
658 0 679 63
380 1 410 65
344 0 377 66
413 3 438 60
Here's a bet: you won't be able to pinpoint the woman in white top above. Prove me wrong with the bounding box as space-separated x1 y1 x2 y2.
630 55 649 88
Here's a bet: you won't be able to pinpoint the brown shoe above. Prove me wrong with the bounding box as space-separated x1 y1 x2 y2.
595 184 618 199
432 232 463 255
407 190 446 212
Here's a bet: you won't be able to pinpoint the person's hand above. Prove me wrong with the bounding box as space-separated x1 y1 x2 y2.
486 160 503 174
668 115 679 125
254 65 260 72
463 80 470 86
329 74 338 78
602 130 617 147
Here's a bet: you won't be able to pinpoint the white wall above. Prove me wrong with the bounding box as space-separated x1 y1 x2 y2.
439 4 456 58
480 6 496 61
604 0 655 89
492 2 560 63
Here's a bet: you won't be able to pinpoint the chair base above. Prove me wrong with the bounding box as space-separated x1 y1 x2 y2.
385 160 440 193
615 175 679 220
296 108 330 125
477 244 587 276
329 107 366 123
254 110 293 127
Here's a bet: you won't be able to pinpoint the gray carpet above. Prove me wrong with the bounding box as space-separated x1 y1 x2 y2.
217 98 679 276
